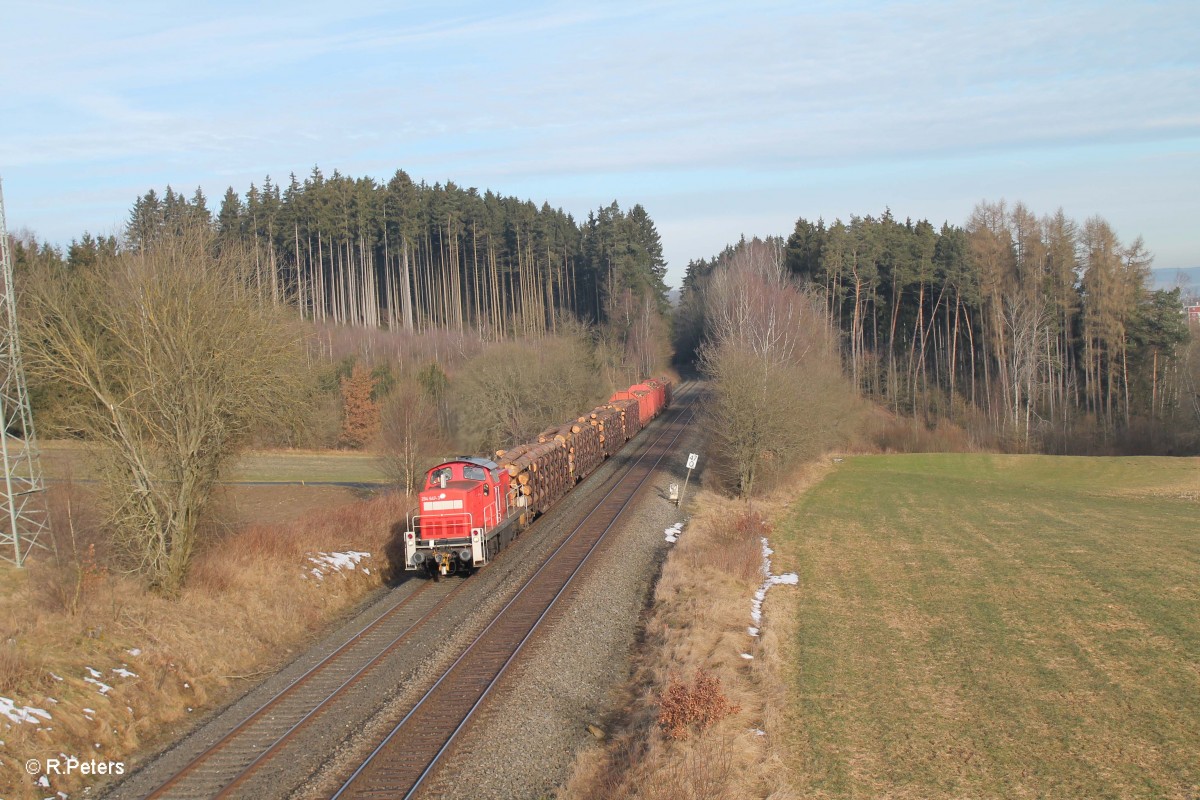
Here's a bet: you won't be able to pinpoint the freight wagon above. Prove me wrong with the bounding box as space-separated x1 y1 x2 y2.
403 377 674 578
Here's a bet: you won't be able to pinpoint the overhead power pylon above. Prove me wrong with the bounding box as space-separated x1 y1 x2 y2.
0 177 49 566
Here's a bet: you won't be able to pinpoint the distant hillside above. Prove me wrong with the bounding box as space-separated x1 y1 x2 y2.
1151 266 1200 293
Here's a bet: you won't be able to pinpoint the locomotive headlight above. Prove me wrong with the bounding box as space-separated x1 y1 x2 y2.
458 549 472 562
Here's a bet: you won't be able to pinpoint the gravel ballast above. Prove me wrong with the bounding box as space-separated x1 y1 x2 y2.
416 414 707 800
97 393 704 800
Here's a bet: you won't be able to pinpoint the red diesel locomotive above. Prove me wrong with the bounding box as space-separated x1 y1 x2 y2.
402 377 674 578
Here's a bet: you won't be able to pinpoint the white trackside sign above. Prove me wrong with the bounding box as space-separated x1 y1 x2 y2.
686 453 698 469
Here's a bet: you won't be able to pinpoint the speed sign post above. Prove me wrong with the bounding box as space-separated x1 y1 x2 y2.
678 453 699 508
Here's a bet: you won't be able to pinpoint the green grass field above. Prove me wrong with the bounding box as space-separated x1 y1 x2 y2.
37 441 390 484
777 454 1199 799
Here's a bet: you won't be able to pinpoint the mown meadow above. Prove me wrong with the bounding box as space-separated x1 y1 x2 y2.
777 454 1199 799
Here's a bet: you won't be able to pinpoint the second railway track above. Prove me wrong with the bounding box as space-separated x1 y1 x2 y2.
334 391 698 799
116 382 697 800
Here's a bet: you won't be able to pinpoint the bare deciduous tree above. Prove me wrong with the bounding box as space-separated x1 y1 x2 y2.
451 328 603 452
698 239 855 496
22 226 306 594
379 380 443 495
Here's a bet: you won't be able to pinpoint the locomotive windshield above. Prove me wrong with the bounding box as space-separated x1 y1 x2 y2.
427 463 488 486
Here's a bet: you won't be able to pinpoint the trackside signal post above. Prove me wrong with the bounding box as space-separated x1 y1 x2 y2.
677 452 698 508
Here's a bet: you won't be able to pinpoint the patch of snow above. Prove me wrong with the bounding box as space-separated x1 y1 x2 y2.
0 697 52 725
183 682 190 689
306 551 371 580
745 536 800 640
46 697 58 704
126 648 142 657
112 667 138 679
86 667 101 679
37 774 50 787
49 673 64 682
753 728 767 736
84 677 113 695
740 653 754 660
664 521 685 543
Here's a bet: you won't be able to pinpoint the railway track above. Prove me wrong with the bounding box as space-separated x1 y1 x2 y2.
333 392 697 799
136 382 696 799
143 579 465 800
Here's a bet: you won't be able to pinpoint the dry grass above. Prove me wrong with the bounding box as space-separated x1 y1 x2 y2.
859 405 980 454
561 460 834 800
0 481 409 799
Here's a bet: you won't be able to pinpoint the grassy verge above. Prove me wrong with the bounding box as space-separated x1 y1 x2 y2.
0 481 408 799
778 454 1199 799
562 465 832 800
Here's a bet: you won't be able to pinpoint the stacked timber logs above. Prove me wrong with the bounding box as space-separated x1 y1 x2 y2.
495 438 570 516
584 406 625 458
563 419 603 481
491 377 673 522
608 397 642 439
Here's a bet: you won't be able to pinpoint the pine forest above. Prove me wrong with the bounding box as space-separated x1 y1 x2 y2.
116 168 669 338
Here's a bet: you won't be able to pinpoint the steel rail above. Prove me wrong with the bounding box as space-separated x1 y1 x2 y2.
144 579 462 799
333 390 698 799
144 380 696 799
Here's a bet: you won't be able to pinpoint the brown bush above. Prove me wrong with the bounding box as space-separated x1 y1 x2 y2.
872 413 975 453
451 331 605 451
658 669 741 741
339 362 381 448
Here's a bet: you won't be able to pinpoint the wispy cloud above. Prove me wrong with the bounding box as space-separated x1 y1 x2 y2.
2 0 1197 279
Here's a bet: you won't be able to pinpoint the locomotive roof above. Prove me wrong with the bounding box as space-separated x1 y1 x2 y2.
432 456 499 470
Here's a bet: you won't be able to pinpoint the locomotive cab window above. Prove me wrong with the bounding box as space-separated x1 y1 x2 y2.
463 465 487 481
428 467 453 486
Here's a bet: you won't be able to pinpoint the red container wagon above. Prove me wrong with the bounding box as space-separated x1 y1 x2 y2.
612 385 644 424
644 378 666 415
628 384 656 425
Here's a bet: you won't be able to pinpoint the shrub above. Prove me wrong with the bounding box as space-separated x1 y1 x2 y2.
657 670 741 741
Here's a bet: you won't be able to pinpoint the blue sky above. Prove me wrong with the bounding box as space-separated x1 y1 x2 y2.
2 0 1197 289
